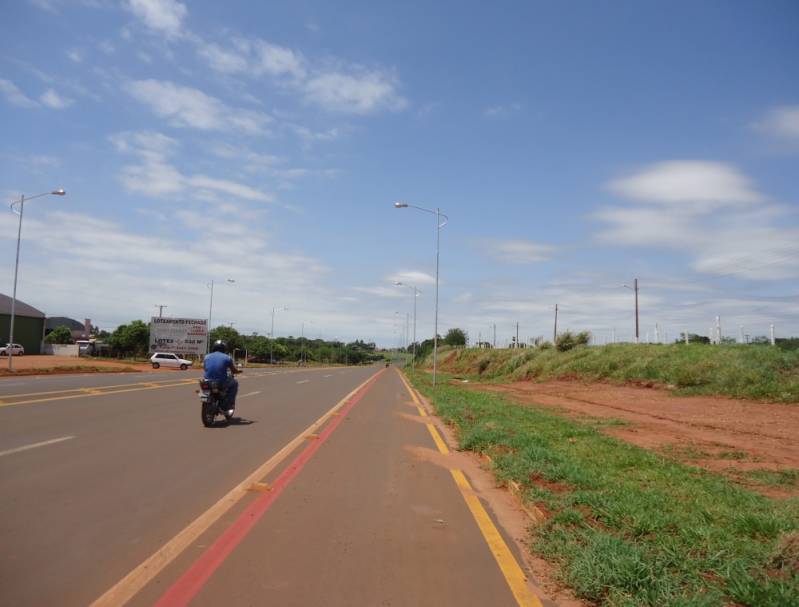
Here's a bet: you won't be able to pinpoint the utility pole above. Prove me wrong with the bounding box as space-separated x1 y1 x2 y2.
516 322 520 349
493 323 496 348
155 304 168 318
715 316 722 345
622 279 640 343
634 278 639 343
770 323 776 346
553 304 559 343
478 330 481 348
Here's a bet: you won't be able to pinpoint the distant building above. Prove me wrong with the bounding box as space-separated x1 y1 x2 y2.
0 293 46 354
45 317 93 341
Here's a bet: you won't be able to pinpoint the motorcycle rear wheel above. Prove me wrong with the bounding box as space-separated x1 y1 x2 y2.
201 401 216 427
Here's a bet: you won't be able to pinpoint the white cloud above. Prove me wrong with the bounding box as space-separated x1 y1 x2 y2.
756 105 799 139
594 206 697 248
125 79 271 134
194 35 405 115
196 37 307 80
608 161 762 210
353 286 407 298
110 130 273 203
303 69 407 114
481 239 553 263
40 88 73 109
0 78 38 108
388 270 436 286
484 103 521 118
250 40 307 80
67 49 83 63
127 0 187 37
28 0 58 11
197 43 249 74
292 125 343 143
596 162 799 280
0 205 338 334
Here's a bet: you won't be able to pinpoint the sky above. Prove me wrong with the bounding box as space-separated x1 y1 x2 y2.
1 0 798 347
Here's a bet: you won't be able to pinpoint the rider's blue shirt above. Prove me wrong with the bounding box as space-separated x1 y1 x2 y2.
204 352 234 382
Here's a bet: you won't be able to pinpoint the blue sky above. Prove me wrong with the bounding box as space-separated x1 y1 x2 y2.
1 0 798 346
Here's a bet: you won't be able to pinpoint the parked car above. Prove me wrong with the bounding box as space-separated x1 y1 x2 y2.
150 352 193 370
0 343 24 356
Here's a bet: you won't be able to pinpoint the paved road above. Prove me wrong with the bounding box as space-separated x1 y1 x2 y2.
0 366 545 606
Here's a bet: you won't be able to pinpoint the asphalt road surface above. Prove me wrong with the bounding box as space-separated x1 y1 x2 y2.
1 365 547 606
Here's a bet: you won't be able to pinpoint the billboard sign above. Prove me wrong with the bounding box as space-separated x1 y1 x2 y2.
149 317 208 356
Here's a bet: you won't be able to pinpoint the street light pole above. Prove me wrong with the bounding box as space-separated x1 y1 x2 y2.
395 281 420 367
394 202 448 386
7 189 66 371
270 306 287 364
207 278 235 353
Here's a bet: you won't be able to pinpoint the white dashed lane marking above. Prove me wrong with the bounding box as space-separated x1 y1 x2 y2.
0 435 75 458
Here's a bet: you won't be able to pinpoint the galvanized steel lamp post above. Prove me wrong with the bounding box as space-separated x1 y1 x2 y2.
207 278 235 353
7 189 66 371
393 202 448 387
394 281 420 367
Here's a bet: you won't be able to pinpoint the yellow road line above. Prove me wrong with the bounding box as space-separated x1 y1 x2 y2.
0 380 196 408
1 377 188 399
450 469 543 607
398 368 543 607
426 423 450 455
89 368 384 607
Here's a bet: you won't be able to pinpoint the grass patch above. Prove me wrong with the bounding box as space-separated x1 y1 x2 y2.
746 469 799 488
425 343 799 403
408 370 799 606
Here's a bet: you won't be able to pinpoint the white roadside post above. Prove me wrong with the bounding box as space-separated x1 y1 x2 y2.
7 189 66 371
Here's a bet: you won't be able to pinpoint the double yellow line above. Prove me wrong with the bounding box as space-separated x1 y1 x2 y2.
397 371 544 607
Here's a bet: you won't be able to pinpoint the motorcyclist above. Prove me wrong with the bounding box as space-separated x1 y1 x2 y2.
203 339 240 418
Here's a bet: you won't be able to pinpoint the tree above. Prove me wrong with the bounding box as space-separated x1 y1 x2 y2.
108 320 150 356
209 326 244 353
444 328 467 347
45 325 73 344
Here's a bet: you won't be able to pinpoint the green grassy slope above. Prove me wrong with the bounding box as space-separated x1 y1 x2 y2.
426 344 799 402
409 371 799 606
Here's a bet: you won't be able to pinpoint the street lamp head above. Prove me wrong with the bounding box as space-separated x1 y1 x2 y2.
52 189 66 196
393 202 408 208
226 279 235 283
394 281 403 286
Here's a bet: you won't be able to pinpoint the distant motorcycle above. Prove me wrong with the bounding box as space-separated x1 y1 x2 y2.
198 379 233 427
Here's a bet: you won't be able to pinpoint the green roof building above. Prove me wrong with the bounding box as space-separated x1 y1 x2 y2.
0 294 46 355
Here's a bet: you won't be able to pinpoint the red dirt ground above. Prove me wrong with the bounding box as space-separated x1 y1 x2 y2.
0 355 165 376
466 380 799 498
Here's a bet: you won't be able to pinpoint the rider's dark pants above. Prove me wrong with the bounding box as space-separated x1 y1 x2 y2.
224 377 239 409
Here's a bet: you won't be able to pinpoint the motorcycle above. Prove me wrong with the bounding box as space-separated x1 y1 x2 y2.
198 379 233 427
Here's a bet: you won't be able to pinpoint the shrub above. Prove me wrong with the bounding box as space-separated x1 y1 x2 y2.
556 330 590 352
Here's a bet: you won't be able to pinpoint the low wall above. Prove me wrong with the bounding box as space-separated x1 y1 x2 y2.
42 344 79 357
